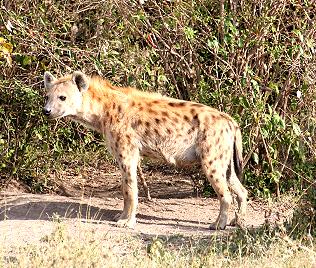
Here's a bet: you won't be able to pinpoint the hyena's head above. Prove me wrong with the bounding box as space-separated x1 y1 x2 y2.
43 71 89 119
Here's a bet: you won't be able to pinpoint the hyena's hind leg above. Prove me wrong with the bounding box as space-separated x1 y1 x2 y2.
201 158 233 230
137 162 151 201
227 159 248 227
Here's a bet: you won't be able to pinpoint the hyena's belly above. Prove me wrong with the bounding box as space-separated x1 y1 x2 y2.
139 136 200 166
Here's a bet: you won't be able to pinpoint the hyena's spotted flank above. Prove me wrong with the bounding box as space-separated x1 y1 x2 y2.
42 71 248 230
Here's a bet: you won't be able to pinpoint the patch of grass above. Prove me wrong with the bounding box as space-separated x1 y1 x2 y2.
1 222 315 268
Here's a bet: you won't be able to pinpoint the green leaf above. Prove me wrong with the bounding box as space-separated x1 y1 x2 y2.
268 82 279 94
239 96 249 108
183 26 196 40
271 170 282 183
207 38 219 52
261 128 269 138
293 123 301 136
253 152 259 164
22 55 32 66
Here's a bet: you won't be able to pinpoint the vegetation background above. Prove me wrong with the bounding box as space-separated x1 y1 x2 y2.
0 0 315 266
1 0 315 196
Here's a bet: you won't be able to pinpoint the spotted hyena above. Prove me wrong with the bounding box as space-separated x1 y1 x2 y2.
42 71 248 230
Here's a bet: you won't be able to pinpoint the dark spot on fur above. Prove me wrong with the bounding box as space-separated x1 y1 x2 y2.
148 108 157 114
139 106 144 111
210 169 216 174
152 100 159 104
131 101 136 106
169 102 186 107
105 111 110 117
112 103 116 110
173 117 179 123
191 103 204 108
166 128 172 134
161 117 167 122
184 115 190 122
219 153 223 159
125 191 128 196
154 128 160 135
125 178 128 184
212 115 221 121
228 123 233 132
145 121 150 127
118 105 122 113
155 118 161 124
216 137 220 144
190 108 196 115
161 111 168 117
193 114 199 126
209 160 213 166
187 127 195 135
226 161 232 180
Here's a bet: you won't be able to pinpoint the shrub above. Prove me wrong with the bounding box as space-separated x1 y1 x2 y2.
0 0 315 197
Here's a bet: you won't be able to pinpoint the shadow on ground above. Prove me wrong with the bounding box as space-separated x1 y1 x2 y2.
0 200 118 222
0 193 216 234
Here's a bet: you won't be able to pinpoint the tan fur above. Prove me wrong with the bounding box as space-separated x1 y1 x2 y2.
43 71 248 230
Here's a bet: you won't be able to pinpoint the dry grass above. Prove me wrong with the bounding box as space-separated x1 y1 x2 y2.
0 221 315 268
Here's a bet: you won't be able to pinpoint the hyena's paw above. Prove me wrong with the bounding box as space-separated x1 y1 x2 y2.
230 213 247 229
114 213 136 229
209 219 227 230
116 217 136 229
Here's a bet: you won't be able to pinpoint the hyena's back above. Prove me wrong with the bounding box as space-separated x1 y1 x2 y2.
123 96 240 170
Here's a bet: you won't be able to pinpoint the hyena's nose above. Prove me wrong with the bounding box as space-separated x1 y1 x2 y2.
42 108 51 116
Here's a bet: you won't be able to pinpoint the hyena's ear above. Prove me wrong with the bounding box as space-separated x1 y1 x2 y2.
72 71 89 92
44 71 56 89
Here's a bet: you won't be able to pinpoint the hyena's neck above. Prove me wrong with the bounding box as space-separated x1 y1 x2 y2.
70 86 126 133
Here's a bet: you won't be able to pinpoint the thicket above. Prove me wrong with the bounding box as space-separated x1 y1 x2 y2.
0 0 315 203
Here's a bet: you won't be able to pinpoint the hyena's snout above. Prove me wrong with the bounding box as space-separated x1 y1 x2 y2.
42 107 51 116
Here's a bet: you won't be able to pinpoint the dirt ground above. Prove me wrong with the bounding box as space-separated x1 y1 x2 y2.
0 162 267 249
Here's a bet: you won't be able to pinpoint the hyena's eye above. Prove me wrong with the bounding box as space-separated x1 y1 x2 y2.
59 96 66 101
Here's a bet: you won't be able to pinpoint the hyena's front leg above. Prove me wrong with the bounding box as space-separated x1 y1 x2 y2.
114 146 140 228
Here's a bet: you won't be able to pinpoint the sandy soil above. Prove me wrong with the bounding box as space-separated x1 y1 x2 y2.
0 162 267 249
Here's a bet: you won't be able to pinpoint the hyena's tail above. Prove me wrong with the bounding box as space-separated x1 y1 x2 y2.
233 127 243 181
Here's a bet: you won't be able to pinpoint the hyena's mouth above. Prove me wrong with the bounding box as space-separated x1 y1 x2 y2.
48 113 67 120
